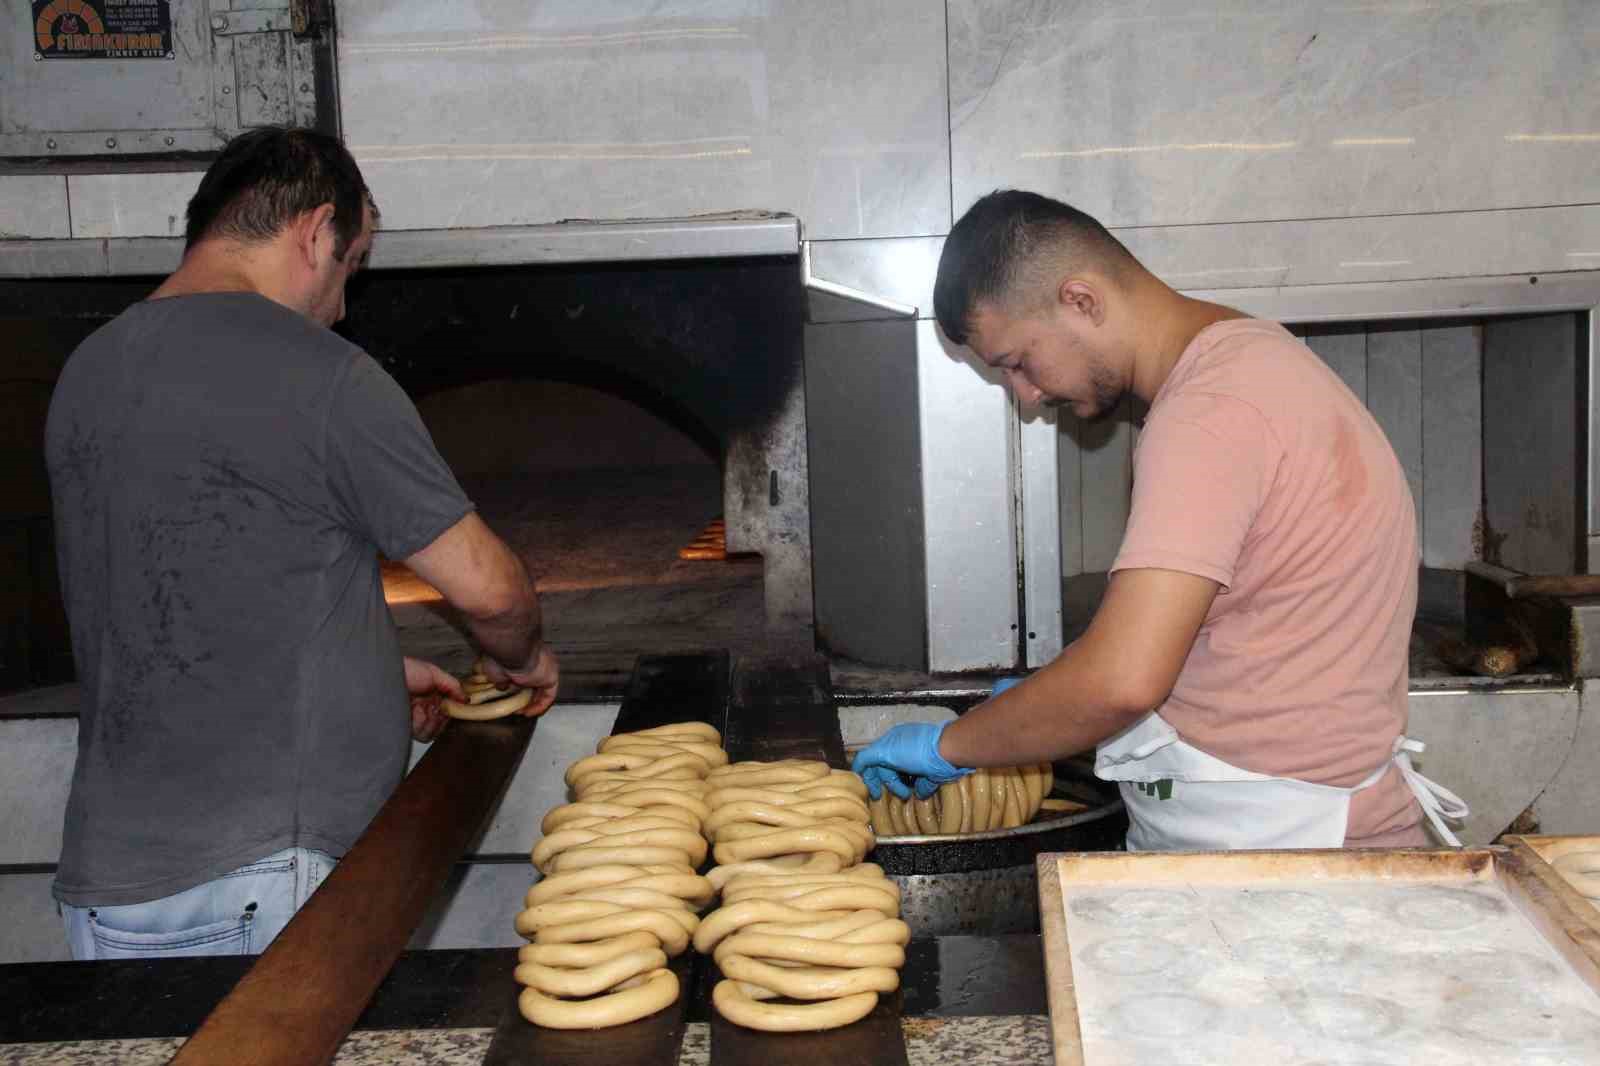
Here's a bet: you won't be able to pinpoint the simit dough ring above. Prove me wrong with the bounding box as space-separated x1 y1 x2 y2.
866 762 1054 836
711 982 878 1032
719 954 900 1000
519 968 679 1029
1553 850 1600 899
515 946 667 999
515 722 724 1029
444 665 535 720
693 758 904 1032
443 687 533 720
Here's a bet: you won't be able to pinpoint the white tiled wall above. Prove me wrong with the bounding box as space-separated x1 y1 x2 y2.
949 1 1600 230
0 175 71 239
66 173 200 240
337 0 951 239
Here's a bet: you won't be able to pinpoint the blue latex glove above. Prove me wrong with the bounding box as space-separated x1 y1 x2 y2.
852 720 971 801
991 675 1028 696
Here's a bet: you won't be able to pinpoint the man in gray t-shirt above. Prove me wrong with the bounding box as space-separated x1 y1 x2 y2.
45 128 559 958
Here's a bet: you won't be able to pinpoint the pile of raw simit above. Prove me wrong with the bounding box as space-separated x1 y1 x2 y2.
514 725 908 1031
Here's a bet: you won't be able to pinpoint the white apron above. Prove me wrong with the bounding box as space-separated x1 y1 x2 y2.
1094 711 1469 851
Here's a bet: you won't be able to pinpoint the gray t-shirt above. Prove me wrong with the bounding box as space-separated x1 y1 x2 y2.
46 292 472 907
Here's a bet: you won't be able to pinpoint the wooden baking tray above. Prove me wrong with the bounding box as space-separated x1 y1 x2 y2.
1037 847 1600 1065
1506 833 1600 921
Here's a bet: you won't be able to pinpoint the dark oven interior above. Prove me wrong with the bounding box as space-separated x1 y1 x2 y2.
0 255 807 697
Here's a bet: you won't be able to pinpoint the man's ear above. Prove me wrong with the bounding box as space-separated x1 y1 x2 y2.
1056 278 1106 326
295 203 339 269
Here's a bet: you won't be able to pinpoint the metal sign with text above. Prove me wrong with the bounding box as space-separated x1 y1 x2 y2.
32 0 173 60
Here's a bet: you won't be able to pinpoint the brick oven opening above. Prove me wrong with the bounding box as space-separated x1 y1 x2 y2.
338 257 808 690
0 254 808 698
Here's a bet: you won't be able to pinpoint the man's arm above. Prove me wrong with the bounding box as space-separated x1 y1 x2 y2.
403 512 551 688
937 567 1220 767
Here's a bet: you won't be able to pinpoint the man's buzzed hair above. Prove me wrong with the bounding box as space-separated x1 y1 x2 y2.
185 126 377 260
934 190 1139 346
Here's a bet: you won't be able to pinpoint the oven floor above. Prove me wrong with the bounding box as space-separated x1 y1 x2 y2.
387 478 1566 702
386 464 768 698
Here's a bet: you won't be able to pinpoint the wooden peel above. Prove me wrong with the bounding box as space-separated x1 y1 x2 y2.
1466 561 1600 601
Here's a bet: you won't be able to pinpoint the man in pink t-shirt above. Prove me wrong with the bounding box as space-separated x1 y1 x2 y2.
853 190 1465 850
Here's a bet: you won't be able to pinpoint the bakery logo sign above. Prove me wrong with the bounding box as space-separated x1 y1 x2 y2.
33 0 173 60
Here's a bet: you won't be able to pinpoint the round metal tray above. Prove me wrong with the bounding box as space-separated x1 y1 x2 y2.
868 762 1127 876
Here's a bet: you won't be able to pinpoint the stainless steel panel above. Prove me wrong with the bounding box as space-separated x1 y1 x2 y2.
918 320 1018 672
1590 309 1599 540
420 702 617 856
1075 399 1134 573
1533 680 1600 834
1056 402 1084 577
1483 313 1581 574
408 862 532 950
1302 327 1367 403
1568 600 1600 679
0 872 69 963
806 319 927 669
233 31 294 127
0 216 800 275
1019 407 1063 666
2 0 325 158
804 236 942 322
1421 325 1482 569
1 0 212 154
1408 686 1580 845
1366 327 1424 544
370 216 800 269
0 717 75 866
1192 273 1600 325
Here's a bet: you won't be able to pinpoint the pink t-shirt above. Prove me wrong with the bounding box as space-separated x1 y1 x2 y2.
1111 318 1423 844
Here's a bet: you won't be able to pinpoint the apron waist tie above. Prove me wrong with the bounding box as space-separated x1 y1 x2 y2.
1392 737 1469 847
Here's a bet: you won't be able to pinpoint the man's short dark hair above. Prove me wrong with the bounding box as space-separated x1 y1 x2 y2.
934 190 1136 345
185 127 377 259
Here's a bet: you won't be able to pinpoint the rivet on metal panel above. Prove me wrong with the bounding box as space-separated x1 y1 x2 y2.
104 138 117 149
45 139 57 150
165 137 175 146
211 14 228 30
222 86 232 95
298 83 311 93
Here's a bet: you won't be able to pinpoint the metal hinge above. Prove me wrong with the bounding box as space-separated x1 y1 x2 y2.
211 3 324 39
210 8 292 36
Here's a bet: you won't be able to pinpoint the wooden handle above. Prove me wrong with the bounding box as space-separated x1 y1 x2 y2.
1466 561 1600 600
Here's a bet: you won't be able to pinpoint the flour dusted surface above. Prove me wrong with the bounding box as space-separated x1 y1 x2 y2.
1063 880 1600 1065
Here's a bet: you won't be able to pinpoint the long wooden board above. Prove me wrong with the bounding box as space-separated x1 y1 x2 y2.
708 652 909 1066
1038 847 1600 1066
170 716 538 1066
481 652 729 1066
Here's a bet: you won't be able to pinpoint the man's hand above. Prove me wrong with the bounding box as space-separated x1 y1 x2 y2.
850 721 971 801
479 642 561 719
404 656 465 742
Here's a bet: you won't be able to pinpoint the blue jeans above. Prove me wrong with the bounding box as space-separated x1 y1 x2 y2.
60 846 338 960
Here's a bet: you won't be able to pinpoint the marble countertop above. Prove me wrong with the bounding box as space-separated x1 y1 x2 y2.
1 1017 1053 1066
